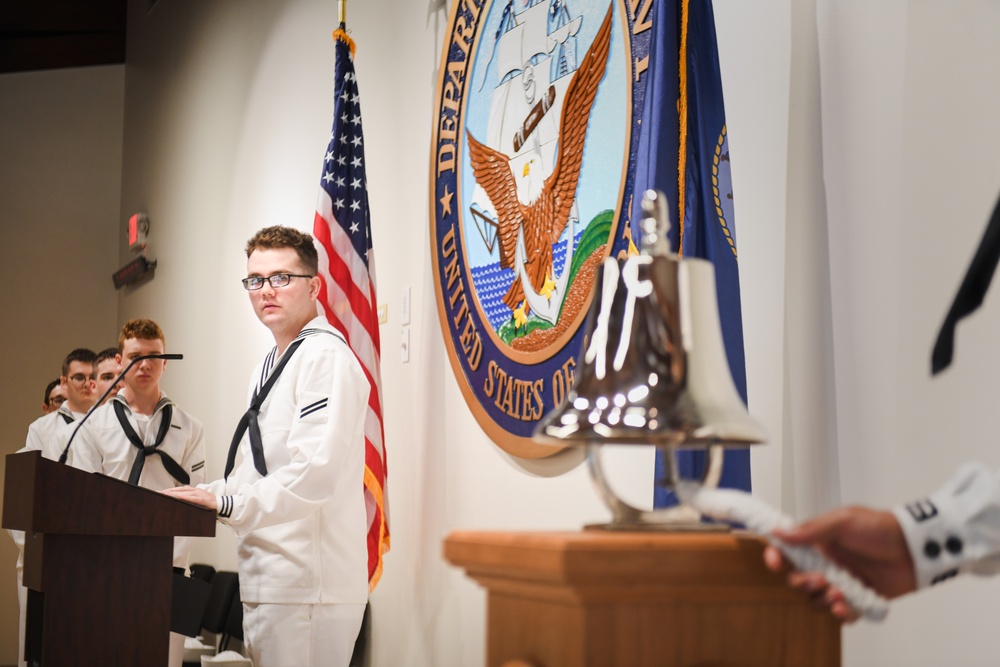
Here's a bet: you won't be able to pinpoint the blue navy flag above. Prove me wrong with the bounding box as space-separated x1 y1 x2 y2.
632 0 751 506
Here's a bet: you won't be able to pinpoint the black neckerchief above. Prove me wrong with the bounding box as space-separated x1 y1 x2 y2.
223 327 343 481
933 189 1000 374
223 337 305 480
113 399 189 486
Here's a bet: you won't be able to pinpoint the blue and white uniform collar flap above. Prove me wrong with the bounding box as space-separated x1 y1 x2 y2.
111 392 174 416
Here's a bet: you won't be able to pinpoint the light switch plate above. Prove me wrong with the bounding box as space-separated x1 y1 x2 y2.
401 287 411 325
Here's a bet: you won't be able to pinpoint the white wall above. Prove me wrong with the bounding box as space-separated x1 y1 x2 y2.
6 0 1000 666
814 3 1000 664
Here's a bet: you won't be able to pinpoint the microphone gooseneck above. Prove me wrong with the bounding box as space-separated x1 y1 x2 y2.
57 353 184 464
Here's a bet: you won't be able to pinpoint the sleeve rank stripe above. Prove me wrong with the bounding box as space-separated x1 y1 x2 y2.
300 398 329 418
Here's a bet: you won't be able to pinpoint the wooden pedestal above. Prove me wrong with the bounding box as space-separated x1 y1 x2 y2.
444 531 841 667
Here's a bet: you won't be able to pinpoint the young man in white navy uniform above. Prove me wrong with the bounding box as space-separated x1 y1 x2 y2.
24 348 97 459
41 378 67 414
165 226 370 667
93 346 124 405
70 319 206 667
11 348 97 667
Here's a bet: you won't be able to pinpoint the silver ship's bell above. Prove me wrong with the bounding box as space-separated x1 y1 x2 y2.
533 189 766 529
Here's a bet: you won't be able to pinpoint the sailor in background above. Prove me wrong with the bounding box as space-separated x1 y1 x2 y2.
70 318 206 667
93 346 124 406
40 377 67 415
24 347 97 458
9 348 97 667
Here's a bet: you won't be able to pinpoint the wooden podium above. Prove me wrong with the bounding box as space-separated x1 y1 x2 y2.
2 451 216 666
445 530 841 667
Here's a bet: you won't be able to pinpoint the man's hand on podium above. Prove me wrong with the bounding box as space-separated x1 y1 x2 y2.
763 507 917 622
162 485 217 510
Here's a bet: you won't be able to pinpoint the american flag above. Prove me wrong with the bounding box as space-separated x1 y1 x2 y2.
312 28 389 590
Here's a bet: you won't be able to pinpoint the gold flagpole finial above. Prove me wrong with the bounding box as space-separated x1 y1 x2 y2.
332 0 355 55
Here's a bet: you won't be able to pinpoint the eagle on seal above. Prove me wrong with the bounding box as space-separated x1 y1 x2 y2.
466 5 613 325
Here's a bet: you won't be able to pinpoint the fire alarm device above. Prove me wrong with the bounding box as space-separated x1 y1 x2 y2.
128 213 149 251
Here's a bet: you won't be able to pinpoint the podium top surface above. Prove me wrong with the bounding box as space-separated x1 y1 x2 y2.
444 529 786 590
2 450 215 537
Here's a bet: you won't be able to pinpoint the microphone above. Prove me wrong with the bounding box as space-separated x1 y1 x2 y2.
58 353 184 464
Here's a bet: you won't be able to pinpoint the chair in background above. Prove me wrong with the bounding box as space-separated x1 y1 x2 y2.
201 571 239 648
189 563 216 583
181 567 240 666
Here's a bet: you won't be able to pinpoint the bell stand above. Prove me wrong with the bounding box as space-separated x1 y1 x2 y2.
584 442 729 531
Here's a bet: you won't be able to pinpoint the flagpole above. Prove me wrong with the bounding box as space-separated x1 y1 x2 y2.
333 0 354 55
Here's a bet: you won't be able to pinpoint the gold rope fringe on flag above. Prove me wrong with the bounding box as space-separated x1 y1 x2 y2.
365 465 389 591
677 0 690 257
332 28 356 57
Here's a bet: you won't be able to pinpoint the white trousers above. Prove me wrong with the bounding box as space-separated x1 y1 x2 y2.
168 631 184 667
243 602 365 667
16 564 25 667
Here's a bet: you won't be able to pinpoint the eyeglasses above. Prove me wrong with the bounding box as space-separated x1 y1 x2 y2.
67 374 93 385
241 273 315 291
49 396 66 408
